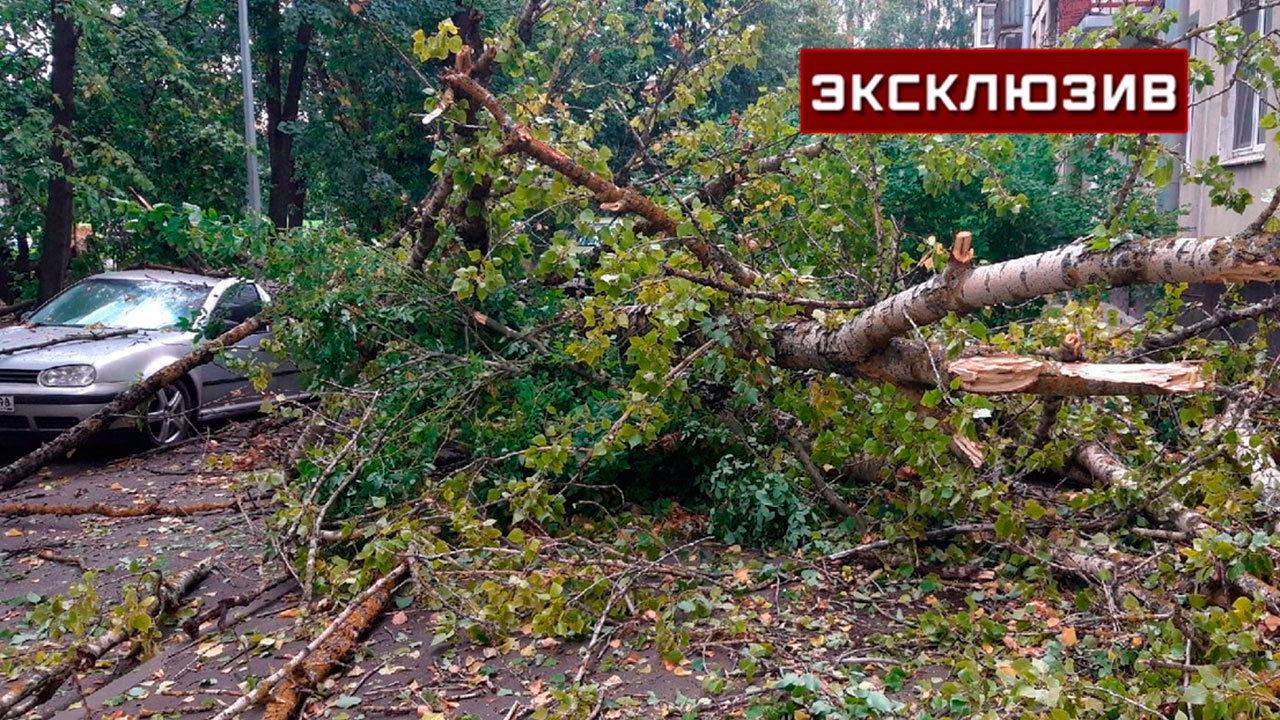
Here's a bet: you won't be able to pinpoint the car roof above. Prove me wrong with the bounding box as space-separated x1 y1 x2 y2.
87 269 228 287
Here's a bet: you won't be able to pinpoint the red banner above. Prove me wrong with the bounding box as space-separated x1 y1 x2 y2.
799 49 1188 134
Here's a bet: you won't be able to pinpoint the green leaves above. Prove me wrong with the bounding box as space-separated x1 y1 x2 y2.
412 20 463 63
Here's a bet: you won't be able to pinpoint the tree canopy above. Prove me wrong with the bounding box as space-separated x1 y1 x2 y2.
6 1 1280 717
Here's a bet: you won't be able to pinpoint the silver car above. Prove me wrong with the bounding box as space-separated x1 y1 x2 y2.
0 269 304 447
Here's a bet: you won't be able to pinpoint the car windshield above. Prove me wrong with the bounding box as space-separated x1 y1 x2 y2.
27 278 211 330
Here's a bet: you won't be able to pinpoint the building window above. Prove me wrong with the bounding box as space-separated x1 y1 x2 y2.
975 3 997 47
1229 0 1273 159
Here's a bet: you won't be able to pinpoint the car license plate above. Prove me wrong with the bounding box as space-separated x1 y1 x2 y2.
0 396 12 414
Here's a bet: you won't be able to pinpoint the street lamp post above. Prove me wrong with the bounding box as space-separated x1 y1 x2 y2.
237 0 262 216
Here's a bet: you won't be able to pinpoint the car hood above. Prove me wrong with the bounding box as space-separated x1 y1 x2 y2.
0 325 194 370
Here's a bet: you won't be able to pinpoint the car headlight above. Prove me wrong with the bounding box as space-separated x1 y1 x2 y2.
38 365 97 388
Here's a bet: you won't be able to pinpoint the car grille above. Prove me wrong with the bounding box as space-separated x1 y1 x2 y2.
35 417 78 431
0 369 39 384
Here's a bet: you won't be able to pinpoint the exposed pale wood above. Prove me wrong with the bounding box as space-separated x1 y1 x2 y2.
948 357 1206 395
208 562 410 720
839 340 1208 396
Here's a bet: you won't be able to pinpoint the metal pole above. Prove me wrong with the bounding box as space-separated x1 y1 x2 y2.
1022 0 1033 48
237 0 262 216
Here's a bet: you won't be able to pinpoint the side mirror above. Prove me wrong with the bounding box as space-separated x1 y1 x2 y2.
19 312 32 323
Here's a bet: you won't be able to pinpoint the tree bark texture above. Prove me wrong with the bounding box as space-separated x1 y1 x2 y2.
37 0 79 302
265 9 313 229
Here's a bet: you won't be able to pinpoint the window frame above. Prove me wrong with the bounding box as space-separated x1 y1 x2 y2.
209 282 265 328
1226 0 1274 163
974 3 997 48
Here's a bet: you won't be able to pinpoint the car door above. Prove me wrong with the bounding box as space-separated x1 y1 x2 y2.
197 282 267 414
196 282 303 417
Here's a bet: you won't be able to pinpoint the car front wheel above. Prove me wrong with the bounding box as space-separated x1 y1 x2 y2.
142 381 194 448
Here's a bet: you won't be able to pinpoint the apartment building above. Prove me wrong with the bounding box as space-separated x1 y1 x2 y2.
975 1 1277 237
973 0 1279 327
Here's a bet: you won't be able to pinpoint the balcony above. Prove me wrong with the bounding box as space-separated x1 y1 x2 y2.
1064 0 1165 37
974 0 1026 48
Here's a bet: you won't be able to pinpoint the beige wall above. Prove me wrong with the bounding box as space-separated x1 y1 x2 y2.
1028 0 1055 49
1181 0 1280 237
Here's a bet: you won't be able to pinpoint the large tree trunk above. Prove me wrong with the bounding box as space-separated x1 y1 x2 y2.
265 7 313 230
36 0 78 302
775 234 1280 367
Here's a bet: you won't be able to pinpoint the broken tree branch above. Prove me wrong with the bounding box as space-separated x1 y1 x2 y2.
774 411 857 519
0 328 139 356
1072 443 1280 614
1117 293 1280 362
1214 401 1280 527
0 499 236 517
825 523 996 563
789 336 1208 396
0 315 265 491
441 70 760 288
0 301 32 319
1034 333 1085 445
208 562 409 720
664 266 872 311
401 172 456 270
0 556 214 719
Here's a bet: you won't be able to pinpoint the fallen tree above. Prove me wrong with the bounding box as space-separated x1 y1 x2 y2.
237 3 1280 716
0 315 264 490
437 66 1270 395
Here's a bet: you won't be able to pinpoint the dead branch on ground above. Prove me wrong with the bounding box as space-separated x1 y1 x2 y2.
0 499 236 518
208 562 410 720
0 556 214 719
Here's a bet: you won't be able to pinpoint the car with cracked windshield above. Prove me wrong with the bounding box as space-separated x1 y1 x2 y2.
0 269 304 448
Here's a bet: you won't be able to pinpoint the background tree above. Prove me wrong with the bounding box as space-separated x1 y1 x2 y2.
36 0 78 302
